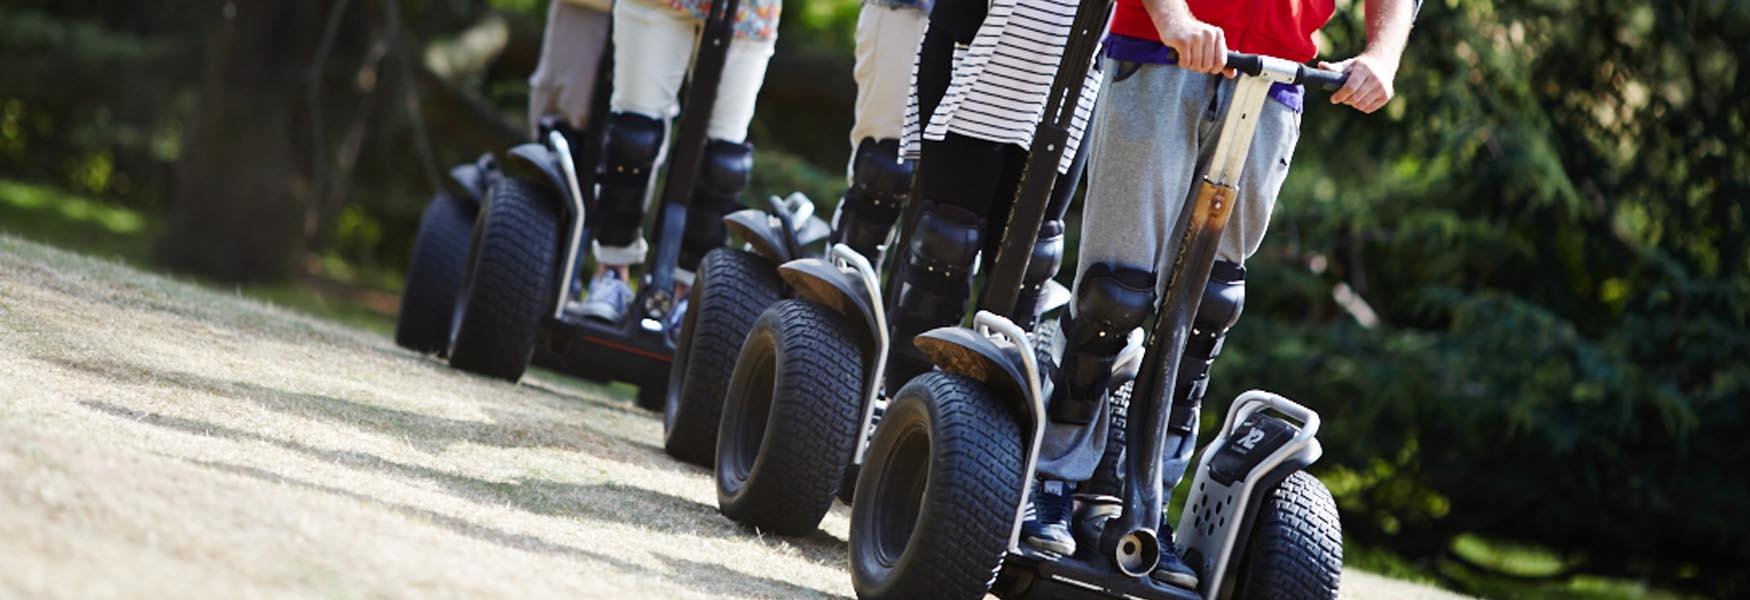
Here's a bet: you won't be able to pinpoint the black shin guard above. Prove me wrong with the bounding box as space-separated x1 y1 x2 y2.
1167 260 1245 435
1011 219 1065 330
679 138 755 275
832 138 913 262
595 113 666 249
884 203 981 392
1051 264 1155 425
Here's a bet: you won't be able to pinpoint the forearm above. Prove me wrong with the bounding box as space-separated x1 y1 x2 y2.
1143 0 1196 35
1362 0 1415 68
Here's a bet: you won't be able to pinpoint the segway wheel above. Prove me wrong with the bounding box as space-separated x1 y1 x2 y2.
716 300 864 536
663 248 781 466
850 372 1023 600
634 384 664 412
1235 470 1343 600
395 192 476 355
447 178 558 381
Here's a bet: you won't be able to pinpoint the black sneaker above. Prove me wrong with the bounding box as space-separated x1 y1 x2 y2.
1021 479 1076 555
1151 527 1200 589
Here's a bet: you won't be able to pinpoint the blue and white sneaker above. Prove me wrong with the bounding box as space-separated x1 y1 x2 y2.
1152 526 1200 589
578 270 633 323
1022 479 1077 555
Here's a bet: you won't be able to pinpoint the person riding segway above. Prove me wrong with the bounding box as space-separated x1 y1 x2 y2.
444 0 778 410
707 0 1099 537
395 0 611 358
848 0 1417 596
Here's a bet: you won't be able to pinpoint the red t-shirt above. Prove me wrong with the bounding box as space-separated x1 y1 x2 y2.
1110 0 1337 63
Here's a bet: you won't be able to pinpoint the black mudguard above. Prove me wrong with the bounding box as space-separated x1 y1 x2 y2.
724 209 800 264
913 327 1033 423
777 257 882 363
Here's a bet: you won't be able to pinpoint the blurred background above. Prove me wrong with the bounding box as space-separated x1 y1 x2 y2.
0 0 1744 597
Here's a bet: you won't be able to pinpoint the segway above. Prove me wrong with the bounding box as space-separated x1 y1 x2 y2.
395 153 495 355
662 136 900 466
848 5 1355 599
659 193 830 465
445 0 752 410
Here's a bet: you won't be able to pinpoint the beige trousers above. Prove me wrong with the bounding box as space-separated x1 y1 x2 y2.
848 2 929 178
527 1 612 137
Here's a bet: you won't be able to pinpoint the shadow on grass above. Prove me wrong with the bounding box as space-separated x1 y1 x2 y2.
181 457 843 598
45 354 688 474
76 399 743 543
654 554 852 600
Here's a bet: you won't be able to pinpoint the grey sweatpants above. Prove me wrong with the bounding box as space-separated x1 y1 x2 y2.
1036 59 1301 485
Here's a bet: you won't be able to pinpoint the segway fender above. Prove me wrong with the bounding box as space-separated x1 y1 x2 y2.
725 209 797 263
913 327 1033 419
502 143 569 203
777 258 881 348
448 154 495 202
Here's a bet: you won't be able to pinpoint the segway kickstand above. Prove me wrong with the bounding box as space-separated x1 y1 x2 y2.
640 0 741 330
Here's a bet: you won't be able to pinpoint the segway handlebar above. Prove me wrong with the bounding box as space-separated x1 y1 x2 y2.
1223 51 1350 90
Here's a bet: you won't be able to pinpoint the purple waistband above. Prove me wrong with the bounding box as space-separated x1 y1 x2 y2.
1104 34 1303 113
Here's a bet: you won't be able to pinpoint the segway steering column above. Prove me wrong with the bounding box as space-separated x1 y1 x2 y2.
1101 52 1347 575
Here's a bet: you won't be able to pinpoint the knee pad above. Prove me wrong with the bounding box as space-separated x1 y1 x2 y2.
901 203 981 292
596 112 666 247
832 138 913 260
1012 219 1065 328
1169 260 1245 433
680 138 755 272
1052 264 1155 424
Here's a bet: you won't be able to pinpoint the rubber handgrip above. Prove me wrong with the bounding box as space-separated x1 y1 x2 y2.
1297 66 1349 91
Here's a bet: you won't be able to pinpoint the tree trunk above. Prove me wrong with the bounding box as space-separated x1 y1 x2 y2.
160 1 323 282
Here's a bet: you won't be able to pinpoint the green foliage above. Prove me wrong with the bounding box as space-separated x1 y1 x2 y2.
1212 0 1750 594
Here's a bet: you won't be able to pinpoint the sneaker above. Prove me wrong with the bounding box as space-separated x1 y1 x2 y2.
578 270 632 323
1151 527 1200 589
1021 479 1077 555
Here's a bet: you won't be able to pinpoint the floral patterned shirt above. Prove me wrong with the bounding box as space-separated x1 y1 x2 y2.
641 0 782 42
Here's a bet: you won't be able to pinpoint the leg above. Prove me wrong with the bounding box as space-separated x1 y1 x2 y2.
1008 134 1089 330
578 1 693 321
673 28 776 284
832 137 913 262
527 1 611 137
677 139 755 286
1039 60 1216 582
847 2 928 156
1049 59 1212 482
883 133 1015 393
594 0 696 270
833 3 927 263
1158 77 1302 490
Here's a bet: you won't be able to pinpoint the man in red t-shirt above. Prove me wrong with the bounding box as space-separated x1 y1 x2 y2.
1022 0 1415 587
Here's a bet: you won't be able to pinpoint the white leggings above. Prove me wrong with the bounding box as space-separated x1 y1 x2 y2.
610 0 776 143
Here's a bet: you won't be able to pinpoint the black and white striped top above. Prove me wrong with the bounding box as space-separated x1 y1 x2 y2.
903 0 1102 174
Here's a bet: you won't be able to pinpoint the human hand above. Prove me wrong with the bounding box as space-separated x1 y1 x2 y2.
1318 52 1399 113
1158 15 1232 76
